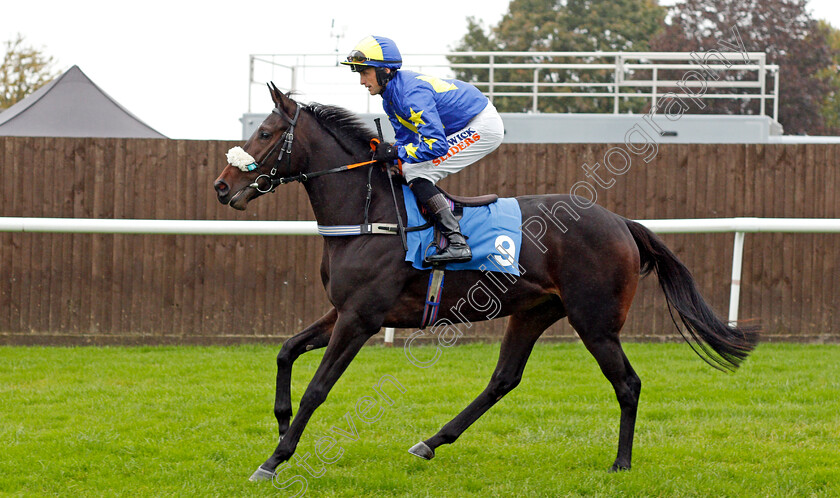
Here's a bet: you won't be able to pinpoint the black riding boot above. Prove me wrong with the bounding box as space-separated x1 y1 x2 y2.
425 193 472 264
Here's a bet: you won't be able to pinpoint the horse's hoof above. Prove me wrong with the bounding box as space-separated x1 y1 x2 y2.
249 466 275 481
408 441 435 460
609 462 630 473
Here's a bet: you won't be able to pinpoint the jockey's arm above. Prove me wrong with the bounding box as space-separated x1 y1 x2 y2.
388 88 449 164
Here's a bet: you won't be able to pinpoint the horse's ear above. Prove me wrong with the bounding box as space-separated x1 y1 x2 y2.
267 82 281 105
267 81 296 117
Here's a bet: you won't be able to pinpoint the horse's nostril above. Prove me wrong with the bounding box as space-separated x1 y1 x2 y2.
214 179 229 195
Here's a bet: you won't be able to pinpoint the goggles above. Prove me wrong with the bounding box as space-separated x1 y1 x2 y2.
346 50 369 64
345 50 402 72
346 50 369 72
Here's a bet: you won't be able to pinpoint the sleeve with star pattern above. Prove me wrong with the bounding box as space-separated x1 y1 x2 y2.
390 84 450 164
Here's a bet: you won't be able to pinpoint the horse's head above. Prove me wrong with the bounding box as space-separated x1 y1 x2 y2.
214 83 301 210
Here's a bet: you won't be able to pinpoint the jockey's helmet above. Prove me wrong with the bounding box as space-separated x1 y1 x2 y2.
341 36 402 73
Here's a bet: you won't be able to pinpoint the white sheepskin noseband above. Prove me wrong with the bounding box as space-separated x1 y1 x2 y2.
226 146 258 172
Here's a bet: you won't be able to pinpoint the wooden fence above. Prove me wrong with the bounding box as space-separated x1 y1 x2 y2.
0 137 837 345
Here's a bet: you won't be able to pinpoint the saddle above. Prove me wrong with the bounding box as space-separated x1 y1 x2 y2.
417 187 499 219
437 187 498 208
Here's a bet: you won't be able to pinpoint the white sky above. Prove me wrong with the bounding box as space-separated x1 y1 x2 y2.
2 0 838 140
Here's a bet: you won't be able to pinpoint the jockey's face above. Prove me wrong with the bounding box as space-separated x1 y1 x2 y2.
359 67 384 95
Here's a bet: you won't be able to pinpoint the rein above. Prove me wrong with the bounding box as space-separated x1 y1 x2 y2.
249 103 377 193
265 159 378 187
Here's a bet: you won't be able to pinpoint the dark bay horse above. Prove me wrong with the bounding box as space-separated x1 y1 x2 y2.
213 84 758 480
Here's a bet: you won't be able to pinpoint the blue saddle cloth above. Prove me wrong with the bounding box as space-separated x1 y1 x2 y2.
402 185 523 275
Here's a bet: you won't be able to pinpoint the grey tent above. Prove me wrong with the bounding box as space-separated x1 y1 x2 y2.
0 65 166 138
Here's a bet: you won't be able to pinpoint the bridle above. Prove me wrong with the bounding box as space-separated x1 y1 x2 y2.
248 103 377 193
249 104 302 193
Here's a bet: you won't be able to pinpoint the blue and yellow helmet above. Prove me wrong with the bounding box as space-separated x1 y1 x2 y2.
341 36 402 72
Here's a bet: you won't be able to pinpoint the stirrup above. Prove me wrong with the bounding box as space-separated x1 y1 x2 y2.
425 244 472 264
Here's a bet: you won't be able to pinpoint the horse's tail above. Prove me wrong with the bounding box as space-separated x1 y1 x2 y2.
623 218 759 371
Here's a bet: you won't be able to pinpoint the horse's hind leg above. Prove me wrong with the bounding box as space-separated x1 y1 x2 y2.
569 310 641 471
274 308 337 439
410 299 564 460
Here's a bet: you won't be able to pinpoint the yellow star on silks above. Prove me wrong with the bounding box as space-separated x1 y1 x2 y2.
416 75 458 93
404 142 419 159
396 114 418 133
422 136 438 150
409 108 426 127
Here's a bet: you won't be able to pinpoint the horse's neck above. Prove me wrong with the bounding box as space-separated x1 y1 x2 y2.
301 151 398 228
305 171 400 225
298 115 403 227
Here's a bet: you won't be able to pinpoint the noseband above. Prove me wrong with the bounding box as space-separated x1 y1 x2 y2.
249 104 303 193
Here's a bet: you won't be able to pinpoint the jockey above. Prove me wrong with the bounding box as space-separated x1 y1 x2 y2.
342 35 505 264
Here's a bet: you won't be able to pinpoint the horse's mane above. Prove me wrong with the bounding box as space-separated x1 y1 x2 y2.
304 103 377 155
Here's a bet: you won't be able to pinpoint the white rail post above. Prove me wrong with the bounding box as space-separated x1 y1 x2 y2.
651 66 658 109
248 55 255 113
614 54 623 114
384 327 395 347
488 54 495 104
728 231 746 325
758 54 766 117
773 67 780 122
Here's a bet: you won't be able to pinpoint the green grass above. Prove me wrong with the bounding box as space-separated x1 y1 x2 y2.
1 342 838 497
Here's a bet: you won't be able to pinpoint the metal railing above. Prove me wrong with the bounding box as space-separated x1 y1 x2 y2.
249 51 780 120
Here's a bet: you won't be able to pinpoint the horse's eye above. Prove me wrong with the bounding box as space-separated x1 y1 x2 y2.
259 131 272 140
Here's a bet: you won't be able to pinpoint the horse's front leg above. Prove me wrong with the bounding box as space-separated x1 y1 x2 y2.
251 311 379 481
274 308 337 439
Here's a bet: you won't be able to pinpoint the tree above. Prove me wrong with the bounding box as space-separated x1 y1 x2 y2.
816 20 840 134
1 34 58 110
648 0 835 135
450 0 667 113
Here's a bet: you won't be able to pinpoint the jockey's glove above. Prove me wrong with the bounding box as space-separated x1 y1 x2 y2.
372 141 399 163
